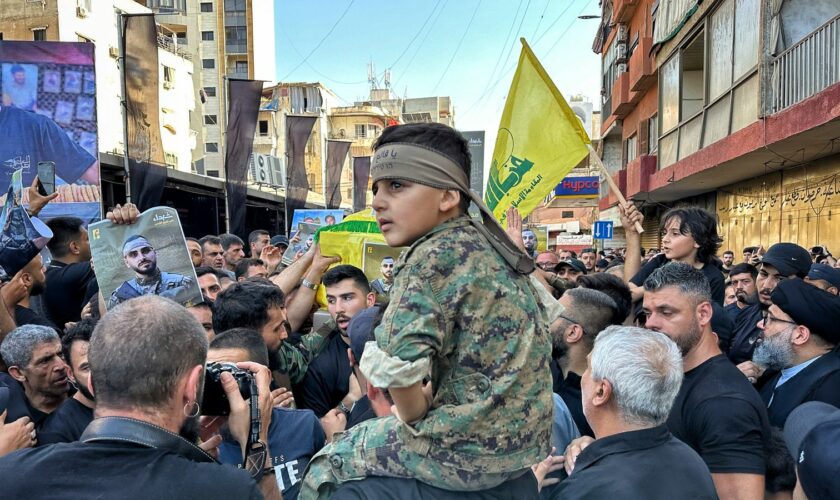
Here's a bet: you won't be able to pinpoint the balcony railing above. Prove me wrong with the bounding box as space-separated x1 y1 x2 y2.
156 33 192 60
770 14 840 114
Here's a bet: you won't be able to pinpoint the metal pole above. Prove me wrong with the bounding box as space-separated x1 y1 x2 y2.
118 12 132 204
223 76 231 233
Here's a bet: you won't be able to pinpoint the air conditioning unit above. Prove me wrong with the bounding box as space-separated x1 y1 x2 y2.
249 153 275 185
109 46 119 59
270 156 286 188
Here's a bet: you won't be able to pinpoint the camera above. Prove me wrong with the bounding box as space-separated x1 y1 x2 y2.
201 362 253 416
811 246 827 256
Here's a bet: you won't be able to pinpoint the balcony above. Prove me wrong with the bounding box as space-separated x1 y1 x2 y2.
629 37 655 92
156 33 191 60
610 72 633 118
612 0 638 24
770 13 840 114
625 154 658 197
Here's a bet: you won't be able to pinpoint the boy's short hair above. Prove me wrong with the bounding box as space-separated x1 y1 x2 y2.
374 123 472 213
322 265 371 294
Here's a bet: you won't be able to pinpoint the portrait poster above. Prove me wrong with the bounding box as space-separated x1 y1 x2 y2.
89 206 201 310
289 209 344 232
281 221 320 265
0 41 101 225
361 241 406 284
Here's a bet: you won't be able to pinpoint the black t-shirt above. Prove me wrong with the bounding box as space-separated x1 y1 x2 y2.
296 331 352 418
0 440 262 499
14 305 57 330
0 372 49 427
37 397 93 445
346 395 376 429
727 304 764 364
667 354 770 474
43 260 98 329
631 254 725 305
556 372 593 438
552 425 717 500
333 470 539 500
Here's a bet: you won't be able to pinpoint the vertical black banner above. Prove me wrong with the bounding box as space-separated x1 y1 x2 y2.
224 79 263 238
352 156 371 213
285 115 316 232
325 140 350 209
124 14 166 211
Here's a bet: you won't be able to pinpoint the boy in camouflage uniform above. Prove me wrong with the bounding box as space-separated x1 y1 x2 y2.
300 123 555 498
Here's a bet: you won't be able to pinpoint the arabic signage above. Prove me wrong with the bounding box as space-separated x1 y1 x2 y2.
556 233 593 246
553 176 599 198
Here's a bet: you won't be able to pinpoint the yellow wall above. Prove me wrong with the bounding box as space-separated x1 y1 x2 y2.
717 155 840 254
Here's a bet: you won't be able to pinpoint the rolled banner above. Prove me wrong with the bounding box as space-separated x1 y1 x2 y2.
0 186 53 281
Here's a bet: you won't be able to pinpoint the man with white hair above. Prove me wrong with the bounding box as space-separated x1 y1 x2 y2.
550 326 716 498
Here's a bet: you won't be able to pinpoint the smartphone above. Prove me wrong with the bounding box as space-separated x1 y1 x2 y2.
37 161 56 196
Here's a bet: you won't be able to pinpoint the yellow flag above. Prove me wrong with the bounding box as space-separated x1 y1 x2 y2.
485 39 591 225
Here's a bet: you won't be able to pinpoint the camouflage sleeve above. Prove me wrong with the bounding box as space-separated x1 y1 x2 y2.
529 274 565 324
274 342 309 385
359 266 441 388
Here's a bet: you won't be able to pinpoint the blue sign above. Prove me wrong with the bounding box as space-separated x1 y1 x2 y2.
553 176 600 197
593 221 614 240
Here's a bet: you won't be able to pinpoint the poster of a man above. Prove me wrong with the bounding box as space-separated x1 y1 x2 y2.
369 256 395 296
362 242 405 297
2 63 38 111
521 228 537 258
89 206 201 310
108 234 194 308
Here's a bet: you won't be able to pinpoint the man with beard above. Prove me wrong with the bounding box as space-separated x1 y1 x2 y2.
724 263 758 322
38 319 96 444
579 248 597 274
186 238 203 268
0 254 54 328
728 243 811 365
43 216 98 329
369 256 395 296
522 229 538 258
0 295 280 499
722 250 735 275
108 235 193 308
297 265 375 418
804 263 840 295
0 325 67 427
220 234 246 274
750 279 840 428
638 263 770 500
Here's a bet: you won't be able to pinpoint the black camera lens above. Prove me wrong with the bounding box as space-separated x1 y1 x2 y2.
201 362 253 416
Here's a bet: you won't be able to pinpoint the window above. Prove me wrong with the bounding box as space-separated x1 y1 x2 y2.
258 120 269 136
205 142 219 153
0 33 4 41
164 152 178 168
204 86 216 97
201 31 214 41
225 26 247 54
233 60 248 76
680 32 705 119
33 28 47 41
355 124 366 138
625 134 638 165
601 40 619 114
207 169 220 177
367 124 381 137
200 2 213 12
202 58 215 69
562 211 574 218
163 66 174 84
648 114 658 154
204 115 217 125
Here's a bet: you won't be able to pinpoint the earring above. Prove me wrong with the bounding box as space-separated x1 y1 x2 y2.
183 400 200 418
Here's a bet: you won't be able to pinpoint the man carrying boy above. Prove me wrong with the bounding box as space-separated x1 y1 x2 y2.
301 123 553 498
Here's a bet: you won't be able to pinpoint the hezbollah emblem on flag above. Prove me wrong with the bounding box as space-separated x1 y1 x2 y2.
484 39 591 226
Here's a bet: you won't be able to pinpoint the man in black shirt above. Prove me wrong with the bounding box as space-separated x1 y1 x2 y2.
43 216 98 329
729 243 811 365
752 280 840 428
297 265 375 418
0 325 68 427
556 326 716 499
345 306 383 429
551 288 618 437
0 295 279 499
641 262 770 500
38 319 96 445
724 263 757 323
3 254 55 329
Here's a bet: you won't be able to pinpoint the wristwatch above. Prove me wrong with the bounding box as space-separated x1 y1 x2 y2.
338 400 353 416
301 278 318 290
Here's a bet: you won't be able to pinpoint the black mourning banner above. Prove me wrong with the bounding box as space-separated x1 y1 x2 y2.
284 115 317 233
325 140 350 209
124 14 166 211
352 156 371 212
224 79 263 238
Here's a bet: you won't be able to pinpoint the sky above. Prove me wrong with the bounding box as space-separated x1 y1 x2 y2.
272 0 602 177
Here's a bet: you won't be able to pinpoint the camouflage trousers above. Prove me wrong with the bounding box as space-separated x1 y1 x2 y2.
299 415 531 500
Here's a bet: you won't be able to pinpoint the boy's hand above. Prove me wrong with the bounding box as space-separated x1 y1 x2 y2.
504 207 527 252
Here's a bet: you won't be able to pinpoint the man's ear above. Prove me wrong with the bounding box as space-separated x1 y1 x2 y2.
696 301 713 329
183 364 204 404
792 326 811 347
68 240 81 256
592 379 613 408
565 324 583 345
8 366 25 383
366 292 376 307
87 374 96 399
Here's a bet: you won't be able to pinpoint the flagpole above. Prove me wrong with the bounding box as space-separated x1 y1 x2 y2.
118 12 132 204
587 144 644 234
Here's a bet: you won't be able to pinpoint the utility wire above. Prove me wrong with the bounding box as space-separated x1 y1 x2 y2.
280 32 366 87
388 0 444 70
479 0 525 98
280 0 356 81
431 0 483 94
392 0 449 92
531 0 551 39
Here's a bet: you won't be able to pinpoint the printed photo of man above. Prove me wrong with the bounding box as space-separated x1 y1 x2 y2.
370 256 395 296
108 235 194 307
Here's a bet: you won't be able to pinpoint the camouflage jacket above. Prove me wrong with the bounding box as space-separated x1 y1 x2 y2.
274 318 336 384
359 216 554 473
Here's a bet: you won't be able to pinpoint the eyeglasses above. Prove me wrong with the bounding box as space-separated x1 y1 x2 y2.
761 310 798 328
536 262 558 271
558 313 586 336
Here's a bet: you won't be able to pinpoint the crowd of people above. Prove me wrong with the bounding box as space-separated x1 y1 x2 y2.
0 122 839 499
